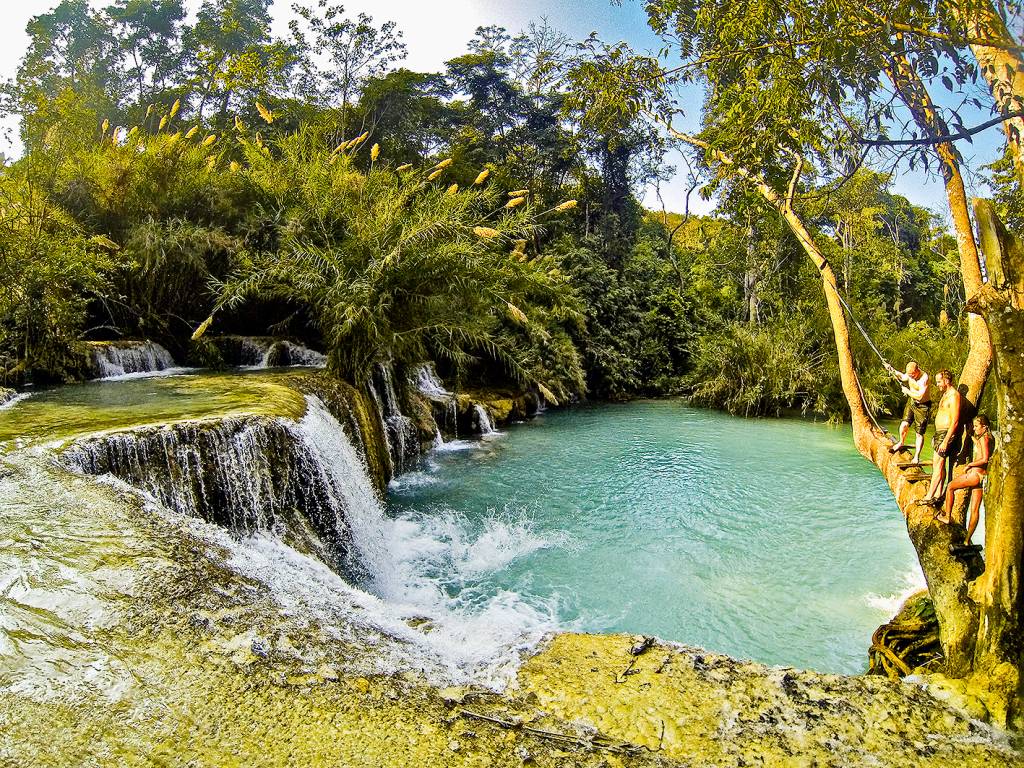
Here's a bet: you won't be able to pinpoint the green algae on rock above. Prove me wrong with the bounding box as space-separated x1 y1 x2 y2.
515 633 1022 767
0 371 308 451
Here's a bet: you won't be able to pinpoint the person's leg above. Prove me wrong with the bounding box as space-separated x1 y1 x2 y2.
965 485 984 545
938 471 974 524
892 419 910 452
912 429 925 464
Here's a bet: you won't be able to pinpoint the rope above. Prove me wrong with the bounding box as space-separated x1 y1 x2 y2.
815 256 897 437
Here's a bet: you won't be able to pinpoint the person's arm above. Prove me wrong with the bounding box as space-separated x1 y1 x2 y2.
906 373 928 400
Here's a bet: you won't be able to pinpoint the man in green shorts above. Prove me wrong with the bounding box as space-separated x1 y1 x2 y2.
885 361 932 465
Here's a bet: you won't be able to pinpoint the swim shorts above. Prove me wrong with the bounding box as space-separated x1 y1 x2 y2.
902 398 932 435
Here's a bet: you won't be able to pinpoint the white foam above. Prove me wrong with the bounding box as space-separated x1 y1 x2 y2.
97 366 198 381
283 398 561 685
865 566 928 615
432 439 475 452
0 392 31 411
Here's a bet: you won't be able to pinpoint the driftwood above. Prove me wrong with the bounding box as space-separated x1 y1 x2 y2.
456 709 644 755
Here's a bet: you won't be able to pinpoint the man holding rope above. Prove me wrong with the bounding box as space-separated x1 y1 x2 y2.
885 361 932 465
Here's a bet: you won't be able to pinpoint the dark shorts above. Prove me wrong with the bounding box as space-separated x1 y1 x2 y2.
902 398 932 435
933 429 963 461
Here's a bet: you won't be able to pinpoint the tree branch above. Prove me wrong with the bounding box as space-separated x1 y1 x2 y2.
858 7 1024 54
857 109 1024 145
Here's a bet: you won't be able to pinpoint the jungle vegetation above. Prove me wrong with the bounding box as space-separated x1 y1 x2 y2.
0 0 983 418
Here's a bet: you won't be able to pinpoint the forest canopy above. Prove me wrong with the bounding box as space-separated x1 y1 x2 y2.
0 0 1013 419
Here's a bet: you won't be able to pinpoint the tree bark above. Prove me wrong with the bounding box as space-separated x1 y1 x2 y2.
887 49 991 408
967 200 1024 725
953 0 1024 184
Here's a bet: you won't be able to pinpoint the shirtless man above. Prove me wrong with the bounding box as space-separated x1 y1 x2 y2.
937 414 993 548
921 369 962 505
885 361 931 465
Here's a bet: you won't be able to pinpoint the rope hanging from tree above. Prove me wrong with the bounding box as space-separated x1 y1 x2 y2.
815 257 898 437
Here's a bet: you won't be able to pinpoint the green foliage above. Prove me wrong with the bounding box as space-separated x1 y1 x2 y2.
0 160 113 384
0 0 974 415
686 319 828 416
212 128 583 396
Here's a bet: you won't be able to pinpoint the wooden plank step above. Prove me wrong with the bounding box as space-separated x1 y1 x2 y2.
898 461 932 469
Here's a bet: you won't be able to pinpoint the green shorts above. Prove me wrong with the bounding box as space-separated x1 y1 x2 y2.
902 398 932 435
933 429 962 460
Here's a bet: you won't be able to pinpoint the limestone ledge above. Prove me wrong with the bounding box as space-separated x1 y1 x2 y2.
514 632 1021 766
2 451 1021 767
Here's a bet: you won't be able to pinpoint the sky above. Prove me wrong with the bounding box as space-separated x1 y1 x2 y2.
0 0 1007 219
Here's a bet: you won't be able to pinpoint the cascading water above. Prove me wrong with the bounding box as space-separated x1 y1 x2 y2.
369 364 418 476
214 336 327 368
413 363 459 440
58 392 557 684
61 408 356 571
414 363 451 399
474 404 497 435
88 341 177 379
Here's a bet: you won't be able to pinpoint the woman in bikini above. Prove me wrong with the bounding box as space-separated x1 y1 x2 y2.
936 414 994 549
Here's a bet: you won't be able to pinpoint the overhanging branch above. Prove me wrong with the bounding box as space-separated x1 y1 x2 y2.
857 109 1024 146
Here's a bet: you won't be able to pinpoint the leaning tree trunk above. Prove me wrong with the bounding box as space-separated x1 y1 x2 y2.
967 200 1024 726
661 125 985 674
887 48 991 407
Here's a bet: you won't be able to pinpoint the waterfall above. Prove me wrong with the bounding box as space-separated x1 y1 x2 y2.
215 336 327 369
474 404 497 435
61 401 368 574
414 363 451 398
413 363 458 439
368 364 418 476
60 395 556 683
88 341 176 379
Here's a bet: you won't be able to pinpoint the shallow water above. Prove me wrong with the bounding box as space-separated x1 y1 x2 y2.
387 400 923 674
0 371 307 449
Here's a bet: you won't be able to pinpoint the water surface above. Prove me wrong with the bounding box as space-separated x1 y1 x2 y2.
387 400 922 674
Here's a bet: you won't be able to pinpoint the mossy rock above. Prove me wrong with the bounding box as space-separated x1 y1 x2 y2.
0 388 15 408
186 337 227 370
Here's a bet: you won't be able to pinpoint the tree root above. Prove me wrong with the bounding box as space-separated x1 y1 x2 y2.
868 594 943 680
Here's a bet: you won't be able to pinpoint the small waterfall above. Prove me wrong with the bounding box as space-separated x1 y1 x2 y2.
474 404 497 435
368 364 418 476
61 401 367 573
88 341 176 379
215 336 327 368
413 363 458 439
415 363 451 398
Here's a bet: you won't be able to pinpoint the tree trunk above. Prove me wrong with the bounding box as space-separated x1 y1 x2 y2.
661 125 985 677
967 200 1024 726
954 0 1024 184
887 49 991 407
744 215 760 324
